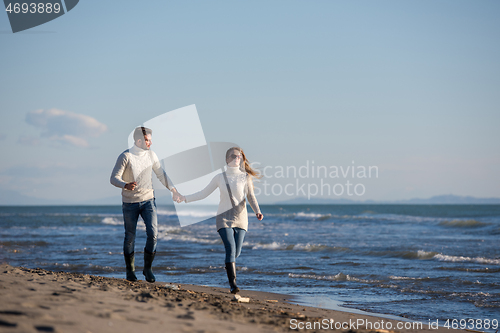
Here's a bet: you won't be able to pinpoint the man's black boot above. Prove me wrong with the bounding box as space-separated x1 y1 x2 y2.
124 252 138 282
143 248 156 283
225 262 239 294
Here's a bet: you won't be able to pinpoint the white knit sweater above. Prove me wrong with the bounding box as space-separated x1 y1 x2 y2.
110 144 175 203
184 166 261 231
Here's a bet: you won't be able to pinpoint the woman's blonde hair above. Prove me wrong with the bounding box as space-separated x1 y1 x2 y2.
225 147 262 179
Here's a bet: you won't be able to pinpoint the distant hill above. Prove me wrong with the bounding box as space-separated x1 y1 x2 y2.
392 194 500 204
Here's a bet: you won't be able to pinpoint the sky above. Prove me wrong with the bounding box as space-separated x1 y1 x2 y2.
0 0 499 204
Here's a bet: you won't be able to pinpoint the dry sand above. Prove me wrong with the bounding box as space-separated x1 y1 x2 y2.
0 264 467 333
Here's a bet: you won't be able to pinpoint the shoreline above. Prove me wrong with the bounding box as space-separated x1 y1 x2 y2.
0 264 468 333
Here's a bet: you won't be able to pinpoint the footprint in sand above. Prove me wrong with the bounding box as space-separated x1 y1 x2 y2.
0 319 17 327
0 310 27 329
135 292 154 302
0 310 26 316
34 325 56 332
176 311 195 320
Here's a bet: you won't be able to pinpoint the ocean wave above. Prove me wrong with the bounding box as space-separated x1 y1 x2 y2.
451 292 491 297
66 247 90 253
439 219 489 228
436 266 500 273
400 288 449 295
377 284 400 289
264 212 333 222
289 272 351 281
187 267 222 274
288 272 379 284
250 241 286 250
268 211 459 224
249 241 348 252
158 233 220 245
374 249 500 265
416 250 439 259
50 262 116 272
289 243 326 251
367 250 439 260
355 213 439 224
434 254 500 265
102 217 122 225
158 226 189 234
389 276 427 281
292 212 332 221
293 243 350 252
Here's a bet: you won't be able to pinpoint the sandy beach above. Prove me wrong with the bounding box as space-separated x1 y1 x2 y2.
0 264 469 333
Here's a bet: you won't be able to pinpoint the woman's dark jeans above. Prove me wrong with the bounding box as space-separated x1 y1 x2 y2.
218 227 246 263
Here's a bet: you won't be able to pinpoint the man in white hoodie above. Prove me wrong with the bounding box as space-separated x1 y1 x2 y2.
110 127 184 282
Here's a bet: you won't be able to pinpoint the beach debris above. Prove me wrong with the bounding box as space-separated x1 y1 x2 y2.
232 294 250 303
266 300 278 303
164 284 180 290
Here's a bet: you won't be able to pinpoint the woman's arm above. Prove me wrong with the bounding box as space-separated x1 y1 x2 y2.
184 174 220 203
246 176 263 220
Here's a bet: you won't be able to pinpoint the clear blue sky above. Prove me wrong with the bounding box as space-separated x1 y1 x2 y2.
1 0 499 203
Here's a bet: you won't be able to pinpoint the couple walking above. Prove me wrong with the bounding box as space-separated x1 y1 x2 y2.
110 127 263 294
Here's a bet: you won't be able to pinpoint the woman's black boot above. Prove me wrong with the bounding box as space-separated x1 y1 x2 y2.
124 252 137 282
225 262 239 294
143 248 156 283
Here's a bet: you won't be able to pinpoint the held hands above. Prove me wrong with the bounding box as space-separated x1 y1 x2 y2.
256 213 264 221
171 189 186 203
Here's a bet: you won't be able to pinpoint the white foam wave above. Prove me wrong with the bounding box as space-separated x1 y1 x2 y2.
102 217 122 225
417 250 438 259
289 272 351 281
158 233 220 245
293 243 326 251
434 254 500 265
409 250 500 265
248 241 339 252
390 276 417 280
292 212 332 221
288 272 378 284
451 292 491 297
251 241 286 250
157 225 187 234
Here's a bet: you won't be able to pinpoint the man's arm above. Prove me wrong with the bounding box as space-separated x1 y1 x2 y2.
151 152 185 202
110 153 128 189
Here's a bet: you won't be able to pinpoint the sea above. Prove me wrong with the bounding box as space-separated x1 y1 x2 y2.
1 204 499 330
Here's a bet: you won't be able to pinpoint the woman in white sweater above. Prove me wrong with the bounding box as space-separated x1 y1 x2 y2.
183 147 263 293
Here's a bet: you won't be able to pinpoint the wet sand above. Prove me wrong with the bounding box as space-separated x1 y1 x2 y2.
0 264 466 333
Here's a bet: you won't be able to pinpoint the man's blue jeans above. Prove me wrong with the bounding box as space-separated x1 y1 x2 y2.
218 227 246 263
122 198 157 256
